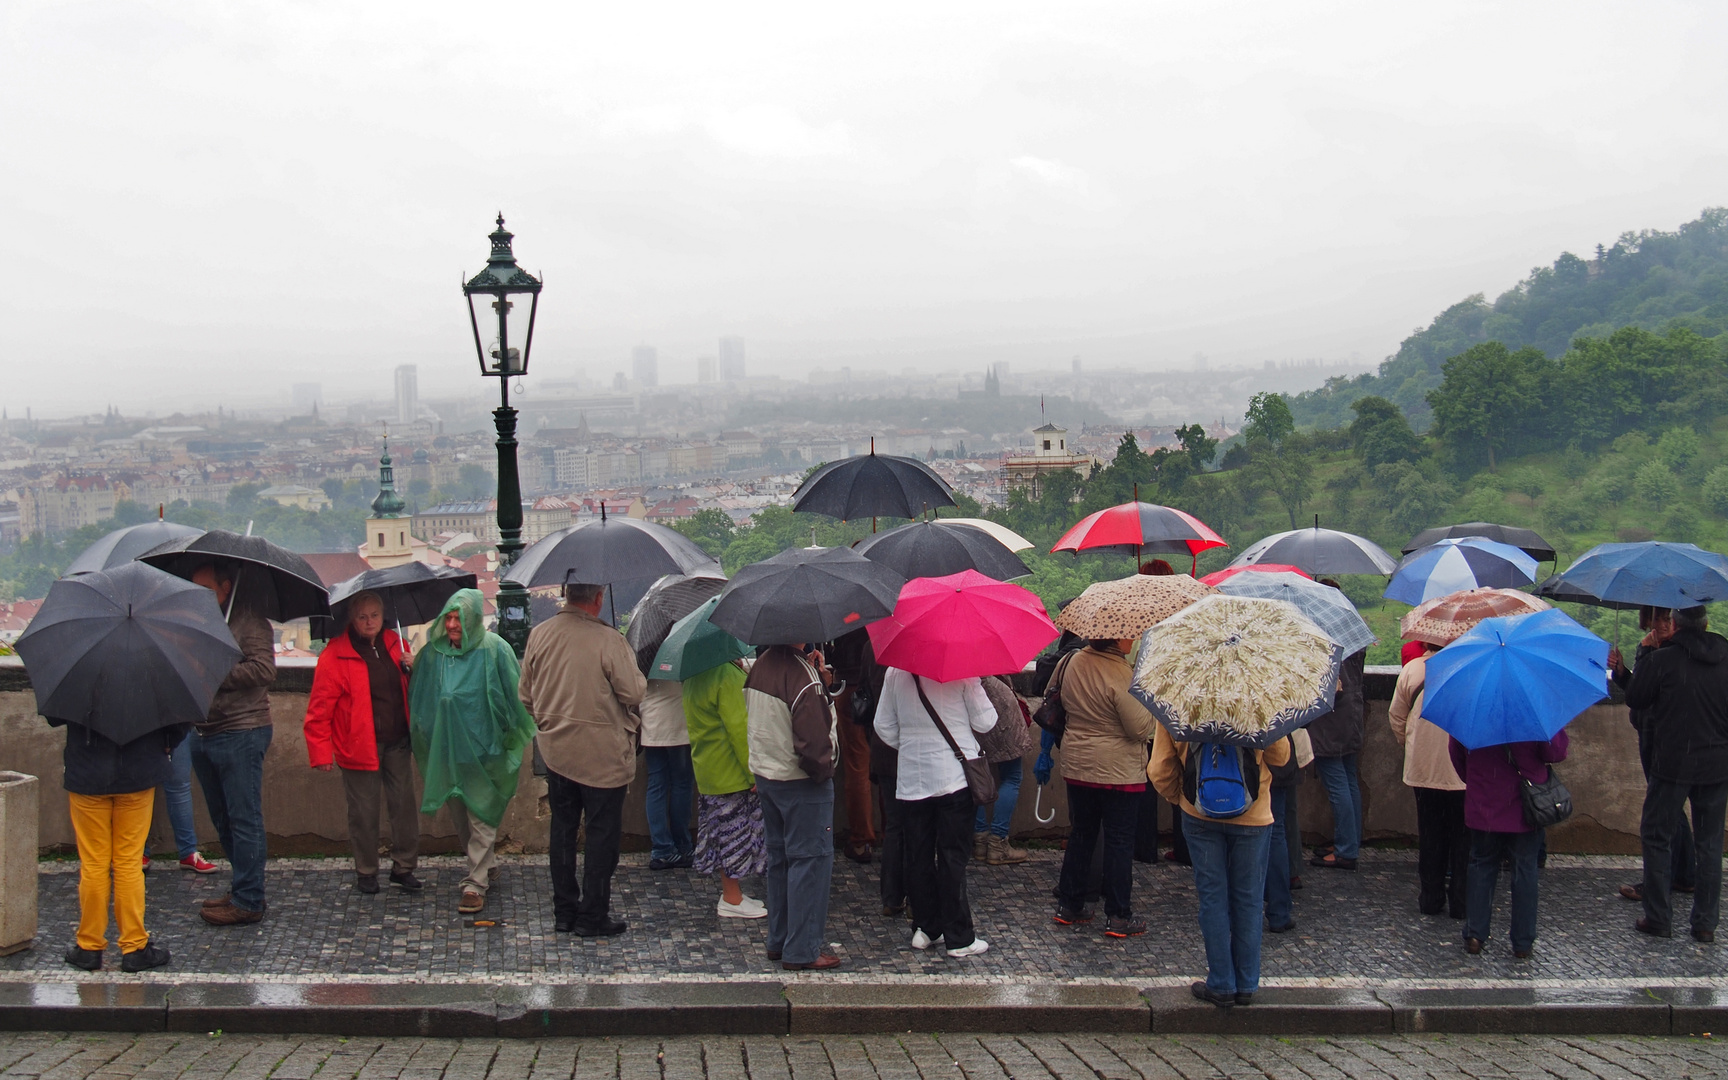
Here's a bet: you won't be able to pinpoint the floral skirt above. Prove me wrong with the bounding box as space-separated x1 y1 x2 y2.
694 790 768 879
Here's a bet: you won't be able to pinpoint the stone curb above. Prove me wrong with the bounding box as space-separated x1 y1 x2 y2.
1 982 1724 1036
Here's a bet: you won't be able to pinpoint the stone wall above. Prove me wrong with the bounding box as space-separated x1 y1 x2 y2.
0 660 1655 857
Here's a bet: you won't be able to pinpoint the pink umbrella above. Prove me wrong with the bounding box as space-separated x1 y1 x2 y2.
868 569 1059 683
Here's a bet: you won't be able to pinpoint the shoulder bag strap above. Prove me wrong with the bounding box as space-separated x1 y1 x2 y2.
1051 649 1076 692
913 676 969 765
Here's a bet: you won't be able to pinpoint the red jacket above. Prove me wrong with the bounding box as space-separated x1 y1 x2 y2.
304 629 410 770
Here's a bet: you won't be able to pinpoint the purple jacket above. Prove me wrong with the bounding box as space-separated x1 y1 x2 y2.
1448 732 1569 834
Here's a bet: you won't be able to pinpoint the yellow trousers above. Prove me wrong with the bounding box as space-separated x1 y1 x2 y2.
68 790 155 953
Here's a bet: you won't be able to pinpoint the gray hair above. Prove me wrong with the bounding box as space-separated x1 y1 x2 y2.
565 582 604 605
347 590 384 616
1676 606 1709 633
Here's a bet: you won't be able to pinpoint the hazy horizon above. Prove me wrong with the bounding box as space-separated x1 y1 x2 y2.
4 1 1723 415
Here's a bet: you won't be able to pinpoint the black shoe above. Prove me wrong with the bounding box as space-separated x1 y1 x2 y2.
1053 904 1094 926
63 945 102 971
1636 917 1673 938
1464 937 1482 954
1190 981 1233 1009
389 871 424 892
554 919 577 933
1267 920 1296 934
574 918 629 937
1694 928 1715 943
648 853 693 871
120 941 170 973
1310 853 1357 871
1233 992 1254 1006
1289 875 1303 891
1104 916 1147 938
356 874 379 894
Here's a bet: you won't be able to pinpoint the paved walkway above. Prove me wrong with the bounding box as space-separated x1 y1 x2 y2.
4 1031 1726 1080
5 850 1721 987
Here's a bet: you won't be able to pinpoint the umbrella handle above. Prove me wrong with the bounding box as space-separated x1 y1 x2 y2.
224 565 241 622
1034 784 1056 824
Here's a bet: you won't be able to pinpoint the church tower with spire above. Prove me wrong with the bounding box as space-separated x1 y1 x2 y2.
362 435 415 568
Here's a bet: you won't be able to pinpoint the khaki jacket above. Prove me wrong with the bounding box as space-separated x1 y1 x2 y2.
1387 654 1463 791
1055 646 1156 787
201 606 276 735
1148 724 1289 828
519 608 647 789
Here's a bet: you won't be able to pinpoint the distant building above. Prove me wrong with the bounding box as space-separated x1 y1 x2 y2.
411 497 572 547
292 382 323 414
19 475 129 535
360 438 414 568
719 336 746 381
256 484 331 511
1002 421 1097 496
394 365 419 425
697 357 717 384
631 345 658 388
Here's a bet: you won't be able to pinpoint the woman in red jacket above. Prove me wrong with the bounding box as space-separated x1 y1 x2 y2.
305 591 423 894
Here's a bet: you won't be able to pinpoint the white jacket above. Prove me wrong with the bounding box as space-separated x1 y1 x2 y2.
873 667 996 801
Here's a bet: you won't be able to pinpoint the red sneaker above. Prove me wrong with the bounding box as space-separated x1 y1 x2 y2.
179 852 218 874
141 854 151 872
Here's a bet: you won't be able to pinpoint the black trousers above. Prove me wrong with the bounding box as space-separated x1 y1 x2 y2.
1413 787 1468 916
900 788 976 949
877 779 906 909
1059 783 1138 918
1642 779 1728 935
547 772 627 930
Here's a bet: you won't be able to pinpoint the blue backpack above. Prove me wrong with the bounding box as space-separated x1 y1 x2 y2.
1183 742 1259 820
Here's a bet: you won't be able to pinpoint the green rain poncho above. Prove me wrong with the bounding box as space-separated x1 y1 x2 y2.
409 589 536 827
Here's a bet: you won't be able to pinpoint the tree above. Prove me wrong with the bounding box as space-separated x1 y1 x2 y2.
672 508 737 557
1348 396 1422 468
1175 423 1219 472
1249 436 1313 530
227 483 262 511
1703 466 1728 517
1635 460 1681 510
1243 393 1294 446
456 464 493 501
1425 342 1546 471
1657 426 1702 473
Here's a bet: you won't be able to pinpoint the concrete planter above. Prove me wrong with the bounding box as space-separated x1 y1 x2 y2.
0 771 37 955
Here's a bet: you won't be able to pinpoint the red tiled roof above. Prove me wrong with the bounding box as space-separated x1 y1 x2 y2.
298 552 372 587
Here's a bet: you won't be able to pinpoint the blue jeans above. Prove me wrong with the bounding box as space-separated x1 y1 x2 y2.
1264 786 1294 929
644 745 695 862
189 726 273 912
1465 828 1543 952
757 776 835 966
1183 813 1271 996
974 759 1024 838
164 733 199 860
1314 754 1362 860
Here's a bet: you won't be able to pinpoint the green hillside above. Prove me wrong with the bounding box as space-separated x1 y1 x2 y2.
1290 208 1728 430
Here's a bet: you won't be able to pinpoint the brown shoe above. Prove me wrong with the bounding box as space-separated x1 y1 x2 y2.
783 953 842 971
458 890 485 914
200 901 263 926
201 894 232 908
1619 883 1643 902
985 835 1029 865
974 833 988 860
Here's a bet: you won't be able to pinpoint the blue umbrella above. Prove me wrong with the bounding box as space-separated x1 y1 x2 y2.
1536 541 1728 610
1422 608 1608 750
1384 537 1539 605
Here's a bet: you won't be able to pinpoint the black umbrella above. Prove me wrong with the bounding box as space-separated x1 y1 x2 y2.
14 562 241 744
791 442 956 521
711 546 906 645
65 520 205 575
139 529 331 622
504 512 720 588
1403 521 1557 562
1228 522 1398 576
325 562 479 635
854 520 1030 581
626 571 729 674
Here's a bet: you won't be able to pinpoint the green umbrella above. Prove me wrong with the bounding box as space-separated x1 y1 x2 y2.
649 596 754 681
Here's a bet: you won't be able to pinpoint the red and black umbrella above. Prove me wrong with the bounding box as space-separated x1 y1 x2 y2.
1052 501 1226 570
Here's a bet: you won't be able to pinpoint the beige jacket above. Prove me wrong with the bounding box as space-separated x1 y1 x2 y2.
1387 654 1463 791
518 608 648 789
1056 645 1157 787
1148 724 1290 828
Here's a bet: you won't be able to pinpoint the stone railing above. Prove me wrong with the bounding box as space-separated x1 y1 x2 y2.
0 658 1652 856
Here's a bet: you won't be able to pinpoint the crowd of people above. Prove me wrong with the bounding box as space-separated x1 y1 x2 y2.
53 560 1728 1008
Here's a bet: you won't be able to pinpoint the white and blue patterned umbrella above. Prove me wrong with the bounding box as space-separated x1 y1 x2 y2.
1384 537 1538 606
1216 571 1377 656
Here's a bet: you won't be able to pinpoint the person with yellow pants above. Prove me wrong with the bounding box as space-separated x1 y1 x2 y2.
54 718 188 972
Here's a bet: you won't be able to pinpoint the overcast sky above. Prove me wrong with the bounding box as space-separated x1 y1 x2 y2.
3 1 1724 415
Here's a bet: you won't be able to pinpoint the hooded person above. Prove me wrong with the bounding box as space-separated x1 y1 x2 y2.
409 588 536 916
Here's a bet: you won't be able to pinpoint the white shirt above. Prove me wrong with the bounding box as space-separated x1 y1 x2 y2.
639 678 689 747
873 668 997 801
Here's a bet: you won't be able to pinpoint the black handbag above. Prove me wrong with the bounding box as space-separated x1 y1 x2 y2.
1031 650 1077 746
913 676 999 807
1507 747 1572 829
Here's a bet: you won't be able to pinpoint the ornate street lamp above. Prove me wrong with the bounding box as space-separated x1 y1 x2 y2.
463 213 542 656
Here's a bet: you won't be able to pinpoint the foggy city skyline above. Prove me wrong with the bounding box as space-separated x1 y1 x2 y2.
3 1 1724 418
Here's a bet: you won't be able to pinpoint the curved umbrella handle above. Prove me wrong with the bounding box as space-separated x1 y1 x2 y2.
1033 783 1056 824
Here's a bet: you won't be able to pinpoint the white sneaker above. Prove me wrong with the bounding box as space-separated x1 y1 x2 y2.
946 937 989 958
717 896 767 919
911 929 944 950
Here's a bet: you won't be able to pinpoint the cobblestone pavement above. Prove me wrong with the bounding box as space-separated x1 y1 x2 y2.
6 850 1724 985
4 1031 1727 1080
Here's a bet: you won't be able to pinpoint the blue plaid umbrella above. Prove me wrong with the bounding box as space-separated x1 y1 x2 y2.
1216 571 1376 656
1385 537 1538 605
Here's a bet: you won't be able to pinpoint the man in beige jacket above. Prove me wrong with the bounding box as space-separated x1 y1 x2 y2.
519 582 647 936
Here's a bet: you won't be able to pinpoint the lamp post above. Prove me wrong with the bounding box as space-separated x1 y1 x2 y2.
463 214 542 657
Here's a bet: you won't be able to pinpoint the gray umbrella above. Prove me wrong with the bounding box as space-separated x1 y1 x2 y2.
14 562 241 743
504 512 720 588
711 546 905 646
625 571 729 674
65 519 205 575
1228 522 1397 577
